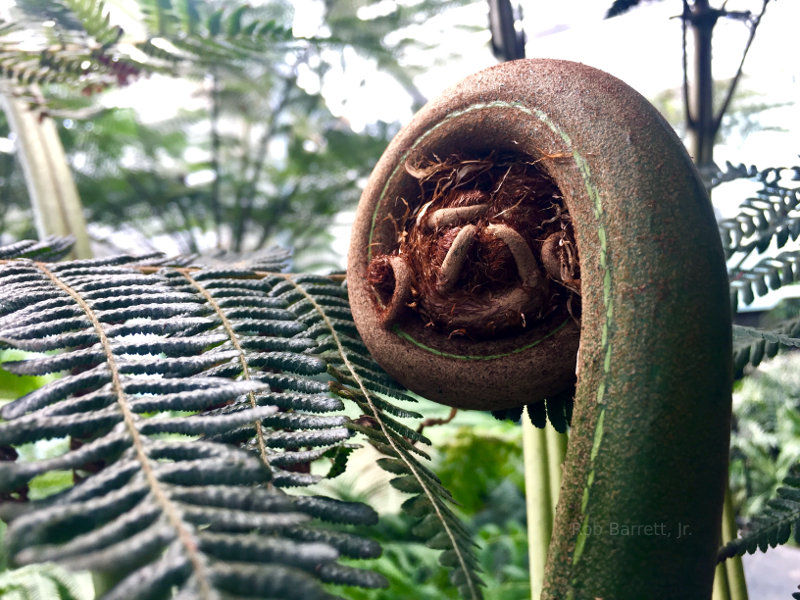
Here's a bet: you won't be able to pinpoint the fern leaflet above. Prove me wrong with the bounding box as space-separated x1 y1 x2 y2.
732 321 800 373
715 161 800 259
277 274 486 600
718 462 800 559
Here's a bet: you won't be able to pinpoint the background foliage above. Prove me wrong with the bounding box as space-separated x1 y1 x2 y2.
0 0 472 266
0 0 799 599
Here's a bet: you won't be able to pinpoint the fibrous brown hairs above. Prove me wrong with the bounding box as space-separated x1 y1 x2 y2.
367 151 580 339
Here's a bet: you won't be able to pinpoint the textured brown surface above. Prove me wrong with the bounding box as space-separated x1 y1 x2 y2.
347 61 589 411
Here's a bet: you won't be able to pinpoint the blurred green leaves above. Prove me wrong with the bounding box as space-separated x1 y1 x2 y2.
435 425 525 516
2 0 481 267
0 350 61 402
731 351 800 520
327 415 532 600
0 562 93 600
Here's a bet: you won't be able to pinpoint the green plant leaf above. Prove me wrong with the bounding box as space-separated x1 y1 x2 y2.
279 274 486 599
0 243 387 599
0 238 484 599
718 461 800 559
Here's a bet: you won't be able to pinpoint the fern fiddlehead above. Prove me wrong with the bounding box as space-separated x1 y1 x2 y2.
348 59 732 597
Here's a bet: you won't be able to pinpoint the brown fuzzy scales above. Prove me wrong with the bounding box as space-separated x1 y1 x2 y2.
365 255 396 306
367 152 581 339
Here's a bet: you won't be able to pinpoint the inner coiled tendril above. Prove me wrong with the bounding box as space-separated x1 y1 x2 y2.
367 152 580 339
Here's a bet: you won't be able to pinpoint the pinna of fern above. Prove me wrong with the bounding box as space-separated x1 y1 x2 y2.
712 158 800 375
718 461 800 561
0 239 485 599
273 272 486 600
715 160 800 311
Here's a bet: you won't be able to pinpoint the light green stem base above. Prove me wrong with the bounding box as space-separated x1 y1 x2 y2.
523 413 567 599
1 91 91 258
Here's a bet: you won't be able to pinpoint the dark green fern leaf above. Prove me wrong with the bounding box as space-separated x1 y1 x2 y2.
0 241 490 598
154 268 356 473
59 0 124 47
716 161 800 263
279 275 486 600
718 462 800 560
0 237 74 261
0 250 386 599
733 322 800 373
730 251 800 312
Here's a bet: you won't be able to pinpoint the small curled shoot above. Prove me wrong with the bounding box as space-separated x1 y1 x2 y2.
425 203 489 230
541 231 581 294
437 224 478 293
486 223 542 288
366 254 413 328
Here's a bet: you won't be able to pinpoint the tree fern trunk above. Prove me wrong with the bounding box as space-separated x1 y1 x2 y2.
687 0 717 169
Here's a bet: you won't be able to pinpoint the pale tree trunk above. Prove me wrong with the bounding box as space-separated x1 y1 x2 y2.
1 91 91 259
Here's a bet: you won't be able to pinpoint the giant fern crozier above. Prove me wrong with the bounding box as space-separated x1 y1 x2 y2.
0 239 483 599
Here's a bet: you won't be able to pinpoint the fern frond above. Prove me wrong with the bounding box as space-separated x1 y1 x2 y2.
0 250 386 599
0 39 142 93
0 237 73 261
136 0 296 68
279 275 486 600
4 0 151 91
60 0 123 47
729 250 800 311
716 161 800 262
718 462 800 559
0 238 488 598
2 0 295 95
733 321 800 372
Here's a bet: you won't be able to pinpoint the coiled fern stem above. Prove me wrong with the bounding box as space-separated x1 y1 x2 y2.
348 59 732 598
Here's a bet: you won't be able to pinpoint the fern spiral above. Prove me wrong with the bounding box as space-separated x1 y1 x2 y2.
348 59 733 597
